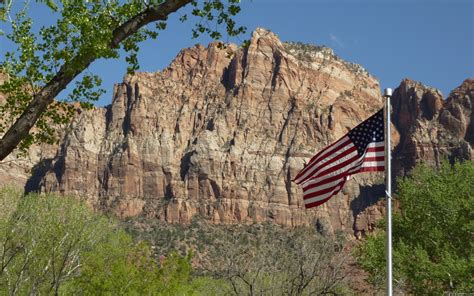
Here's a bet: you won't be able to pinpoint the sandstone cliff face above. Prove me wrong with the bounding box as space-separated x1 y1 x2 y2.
2 28 472 238
35 28 385 236
392 78 473 176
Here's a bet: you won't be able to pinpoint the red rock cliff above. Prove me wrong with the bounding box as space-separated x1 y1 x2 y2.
2 28 472 238
392 78 473 175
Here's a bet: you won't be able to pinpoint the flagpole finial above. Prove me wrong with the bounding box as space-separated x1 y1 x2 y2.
384 88 393 97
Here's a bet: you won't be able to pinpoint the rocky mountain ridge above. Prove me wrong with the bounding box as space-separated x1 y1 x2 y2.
1 28 472 238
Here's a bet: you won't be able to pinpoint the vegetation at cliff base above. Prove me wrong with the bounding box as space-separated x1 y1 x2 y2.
358 161 474 294
0 188 219 295
0 187 355 295
126 218 354 295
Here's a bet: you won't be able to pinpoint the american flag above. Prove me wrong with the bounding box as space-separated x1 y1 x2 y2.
293 109 385 209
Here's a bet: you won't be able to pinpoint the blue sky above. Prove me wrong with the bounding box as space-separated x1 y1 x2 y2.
1 0 473 106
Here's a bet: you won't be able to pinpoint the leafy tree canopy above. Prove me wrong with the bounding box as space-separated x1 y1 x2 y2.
0 187 223 294
0 0 245 159
357 161 474 294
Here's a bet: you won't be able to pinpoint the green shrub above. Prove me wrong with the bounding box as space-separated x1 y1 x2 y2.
357 161 474 294
130 218 352 295
0 188 220 295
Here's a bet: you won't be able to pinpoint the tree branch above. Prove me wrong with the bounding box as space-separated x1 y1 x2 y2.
0 0 192 160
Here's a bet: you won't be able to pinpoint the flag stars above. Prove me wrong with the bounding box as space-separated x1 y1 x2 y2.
348 109 384 155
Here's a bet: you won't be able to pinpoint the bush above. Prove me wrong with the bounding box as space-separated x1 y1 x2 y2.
131 218 352 295
204 225 351 295
0 188 111 294
0 188 217 295
357 161 474 294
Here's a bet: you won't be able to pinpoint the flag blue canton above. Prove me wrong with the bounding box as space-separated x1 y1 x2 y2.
348 109 384 155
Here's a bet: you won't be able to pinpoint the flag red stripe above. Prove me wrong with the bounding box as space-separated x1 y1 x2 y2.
304 180 347 208
304 195 335 208
359 166 384 173
363 156 385 162
294 137 351 183
303 157 370 190
299 145 357 184
307 137 349 167
314 151 363 179
298 139 346 177
303 180 345 200
366 146 384 152
303 172 349 193
304 183 344 205
303 156 366 192
303 154 361 191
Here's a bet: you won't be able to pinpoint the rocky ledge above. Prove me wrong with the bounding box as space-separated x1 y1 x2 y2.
1 28 472 238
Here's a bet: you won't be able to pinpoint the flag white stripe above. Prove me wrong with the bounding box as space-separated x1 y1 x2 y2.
361 161 385 167
304 183 344 205
297 140 384 185
297 143 355 185
309 149 358 179
295 136 351 183
365 151 385 158
303 155 364 189
304 178 346 195
367 141 385 148
308 136 351 167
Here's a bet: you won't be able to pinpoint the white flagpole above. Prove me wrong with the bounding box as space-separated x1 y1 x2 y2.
383 88 393 296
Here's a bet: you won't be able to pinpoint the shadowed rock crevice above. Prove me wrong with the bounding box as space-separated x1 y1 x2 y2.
4 28 470 234
350 184 385 219
466 111 474 145
350 183 385 238
278 96 297 143
270 51 282 90
122 83 136 136
180 151 195 181
164 184 174 200
24 158 54 193
221 63 233 91
209 179 221 199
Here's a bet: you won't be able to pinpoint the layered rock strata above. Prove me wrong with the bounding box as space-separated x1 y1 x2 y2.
392 78 473 175
37 28 385 235
1 28 472 238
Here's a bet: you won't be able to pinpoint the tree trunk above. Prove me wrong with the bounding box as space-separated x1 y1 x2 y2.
0 0 192 160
